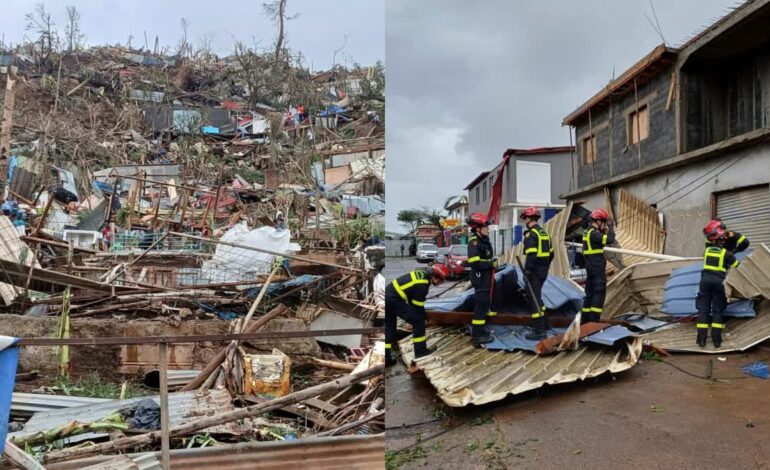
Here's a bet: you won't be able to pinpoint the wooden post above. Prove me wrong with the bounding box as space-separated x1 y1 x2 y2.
159 341 170 470
0 68 17 193
34 192 55 236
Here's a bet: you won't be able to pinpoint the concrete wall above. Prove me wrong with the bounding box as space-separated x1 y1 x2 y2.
577 144 770 257
574 65 678 189
467 152 573 215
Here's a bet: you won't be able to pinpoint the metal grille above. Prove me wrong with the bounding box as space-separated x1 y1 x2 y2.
716 184 770 246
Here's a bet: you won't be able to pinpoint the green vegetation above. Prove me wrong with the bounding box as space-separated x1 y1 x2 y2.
54 373 146 399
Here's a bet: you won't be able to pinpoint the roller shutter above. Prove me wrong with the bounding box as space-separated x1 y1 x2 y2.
716 185 770 246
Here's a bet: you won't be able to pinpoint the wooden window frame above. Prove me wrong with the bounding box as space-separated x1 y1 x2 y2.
627 104 650 145
580 134 597 165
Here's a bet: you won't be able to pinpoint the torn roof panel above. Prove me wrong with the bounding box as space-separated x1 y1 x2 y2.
661 256 755 318
399 326 642 407
642 302 770 354
727 243 770 300
483 325 567 352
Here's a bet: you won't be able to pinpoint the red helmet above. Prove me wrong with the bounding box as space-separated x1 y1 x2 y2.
703 219 724 238
467 212 490 228
431 264 449 280
707 227 727 242
520 207 541 219
591 208 609 221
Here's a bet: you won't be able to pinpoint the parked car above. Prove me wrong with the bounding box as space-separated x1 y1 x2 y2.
445 244 469 278
435 247 450 265
416 243 439 262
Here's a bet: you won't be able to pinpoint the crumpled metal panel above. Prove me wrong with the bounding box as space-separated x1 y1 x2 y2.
727 243 770 300
506 200 573 278
11 389 241 444
11 393 111 417
47 435 385 470
399 326 642 407
641 301 770 354
609 189 665 267
483 325 566 352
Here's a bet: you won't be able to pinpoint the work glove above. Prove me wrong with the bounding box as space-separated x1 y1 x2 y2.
492 257 499 268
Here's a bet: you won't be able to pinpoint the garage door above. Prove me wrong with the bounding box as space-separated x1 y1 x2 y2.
716 185 770 246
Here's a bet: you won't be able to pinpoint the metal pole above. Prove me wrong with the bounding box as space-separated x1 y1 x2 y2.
159 340 170 470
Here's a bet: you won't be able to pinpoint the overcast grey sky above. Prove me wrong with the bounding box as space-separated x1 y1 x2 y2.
0 0 384 70
385 0 739 233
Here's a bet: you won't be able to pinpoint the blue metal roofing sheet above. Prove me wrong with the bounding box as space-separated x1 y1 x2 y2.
660 255 755 318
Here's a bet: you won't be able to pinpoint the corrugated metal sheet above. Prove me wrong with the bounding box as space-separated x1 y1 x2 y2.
609 189 665 267
484 325 567 352
399 326 642 407
10 389 241 444
727 243 770 300
47 434 385 470
641 301 770 354
0 215 41 305
717 185 770 246
660 261 755 317
603 258 699 319
11 393 111 417
506 200 573 279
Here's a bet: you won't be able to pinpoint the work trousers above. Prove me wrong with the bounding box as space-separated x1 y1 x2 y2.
583 265 607 321
696 274 727 330
524 263 549 319
384 286 426 351
470 269 493 337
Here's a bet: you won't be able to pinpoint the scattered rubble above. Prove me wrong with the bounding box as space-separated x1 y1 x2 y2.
0 16 384 467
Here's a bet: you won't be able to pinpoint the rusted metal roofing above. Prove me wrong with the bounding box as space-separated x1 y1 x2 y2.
505 146 575 155
641 301 770 354
47 434 385 470
463 171 490 190
399 326 642 407
11 389 242 444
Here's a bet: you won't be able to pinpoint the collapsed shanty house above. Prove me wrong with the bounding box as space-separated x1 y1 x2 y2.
0 29 385 467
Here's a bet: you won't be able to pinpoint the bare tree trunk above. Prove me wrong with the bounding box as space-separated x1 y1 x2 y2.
274 0 287 60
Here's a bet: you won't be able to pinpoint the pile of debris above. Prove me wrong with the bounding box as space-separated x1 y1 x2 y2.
0 32 385 469
396 196 770 408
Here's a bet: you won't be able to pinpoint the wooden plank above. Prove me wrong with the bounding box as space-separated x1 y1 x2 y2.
3 440 46 470
535 322 611 355
159 342 170 470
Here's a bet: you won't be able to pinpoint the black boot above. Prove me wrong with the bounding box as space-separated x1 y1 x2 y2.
525 316 547 341
696 328 707 347
582 312 599 324
471 324 493 346
385 349 396 367
414 342 433 358
711 328 722 348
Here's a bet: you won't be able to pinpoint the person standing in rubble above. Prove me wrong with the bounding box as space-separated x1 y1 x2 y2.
385 264 449 366
581 208 615 323
696 227 740 348
703 219 750 253
466 213 496 346
520 207 554 340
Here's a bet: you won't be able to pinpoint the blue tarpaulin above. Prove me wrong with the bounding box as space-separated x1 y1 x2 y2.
482 325 566 352
741 361 769 379
425 265 583 316
661 252 755 318
319 105 346 117
0 337 19 452
245 275 323 299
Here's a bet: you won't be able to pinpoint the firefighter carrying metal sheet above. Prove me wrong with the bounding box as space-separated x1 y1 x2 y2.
696 227 740 348
385 264 449 367
521 207 554 340
581 208 615 323
466 212 497 346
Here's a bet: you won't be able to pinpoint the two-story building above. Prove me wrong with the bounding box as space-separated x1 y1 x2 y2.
464 147 575 255
563 0 770 257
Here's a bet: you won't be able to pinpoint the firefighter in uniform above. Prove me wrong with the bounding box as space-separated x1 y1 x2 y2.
385 265 449 367
696 228 739 348
466 213 497 346
581 208 615 323
520 207 554 340
703 219 750 253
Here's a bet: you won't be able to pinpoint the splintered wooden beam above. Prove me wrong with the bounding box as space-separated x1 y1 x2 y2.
535 322 611 355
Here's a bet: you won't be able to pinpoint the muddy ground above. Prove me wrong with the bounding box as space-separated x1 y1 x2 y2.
386 349 770 469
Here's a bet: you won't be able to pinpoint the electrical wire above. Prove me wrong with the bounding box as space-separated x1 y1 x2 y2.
658 358 748 381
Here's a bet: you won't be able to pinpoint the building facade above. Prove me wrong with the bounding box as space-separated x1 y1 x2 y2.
464 147 575 255
563 0 770 257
